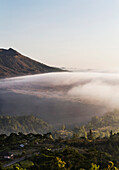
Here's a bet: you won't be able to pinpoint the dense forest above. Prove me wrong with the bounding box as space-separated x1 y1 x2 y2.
74 110 119 139
0 116 50 135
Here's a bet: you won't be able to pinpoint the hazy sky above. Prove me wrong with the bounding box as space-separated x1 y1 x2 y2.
0 0 119 69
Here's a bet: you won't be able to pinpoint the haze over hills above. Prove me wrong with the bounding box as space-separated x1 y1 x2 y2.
0 72 110 127
1 48 119 129
0 115 50 135
0 48 63 78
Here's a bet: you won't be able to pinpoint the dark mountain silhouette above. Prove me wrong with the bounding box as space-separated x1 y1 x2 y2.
0 48 63 78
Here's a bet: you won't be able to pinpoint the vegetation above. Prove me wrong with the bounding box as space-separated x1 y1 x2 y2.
0 129 119 169
1 111 119 169
74 110 119 138
0 115 50 135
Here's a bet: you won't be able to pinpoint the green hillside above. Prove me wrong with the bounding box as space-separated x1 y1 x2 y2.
74 110 119 138
0 115 50 135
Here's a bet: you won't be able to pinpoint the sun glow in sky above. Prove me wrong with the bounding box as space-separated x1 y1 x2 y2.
0 0 119 69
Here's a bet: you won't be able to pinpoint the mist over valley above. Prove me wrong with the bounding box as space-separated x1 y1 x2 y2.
0 71 118 127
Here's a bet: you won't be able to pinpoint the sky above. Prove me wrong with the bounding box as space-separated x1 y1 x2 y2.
0 0 119 69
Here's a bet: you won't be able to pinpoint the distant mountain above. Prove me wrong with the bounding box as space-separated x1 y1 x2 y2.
0 48 63 78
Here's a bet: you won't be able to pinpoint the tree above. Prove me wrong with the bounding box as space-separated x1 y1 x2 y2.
88 129 93 140
62 124 66 131
110 130 113 138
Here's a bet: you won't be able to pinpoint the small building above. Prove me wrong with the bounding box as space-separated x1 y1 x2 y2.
19 144 24 148
0 151 13 160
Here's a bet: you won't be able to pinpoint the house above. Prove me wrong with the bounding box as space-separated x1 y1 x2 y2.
0 151 13 160
19 144 24 148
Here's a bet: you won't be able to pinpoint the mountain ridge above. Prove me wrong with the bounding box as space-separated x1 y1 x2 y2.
0 48 63 78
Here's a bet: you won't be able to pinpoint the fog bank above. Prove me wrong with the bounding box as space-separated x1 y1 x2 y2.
0 71 119 125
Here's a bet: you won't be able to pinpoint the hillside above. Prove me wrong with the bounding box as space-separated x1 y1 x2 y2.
74 110 119 138
0 115 50 134
0 48 63 78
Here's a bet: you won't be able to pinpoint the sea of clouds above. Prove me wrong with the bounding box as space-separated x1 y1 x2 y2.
1 71 119 110
0 71 119 125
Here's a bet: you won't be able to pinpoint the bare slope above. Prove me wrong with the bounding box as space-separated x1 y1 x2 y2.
0 48 63 78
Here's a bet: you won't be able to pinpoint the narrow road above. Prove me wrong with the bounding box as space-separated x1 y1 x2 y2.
3 156 25 168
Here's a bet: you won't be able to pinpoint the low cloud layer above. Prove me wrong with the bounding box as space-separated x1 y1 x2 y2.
1 72 119 109
0 71 119 125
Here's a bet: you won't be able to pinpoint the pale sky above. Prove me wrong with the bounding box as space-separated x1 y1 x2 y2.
0 0 119 69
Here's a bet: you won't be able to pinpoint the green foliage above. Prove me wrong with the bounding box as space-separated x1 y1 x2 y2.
30 153 66 169
3 131 119 170
13 166 26 170
54 157 66 169
90 163 100 170
86 111 119 132
0 115 50 135
104 161 118 170
20 160 34 168
3 110 119 169
75 110 119 139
